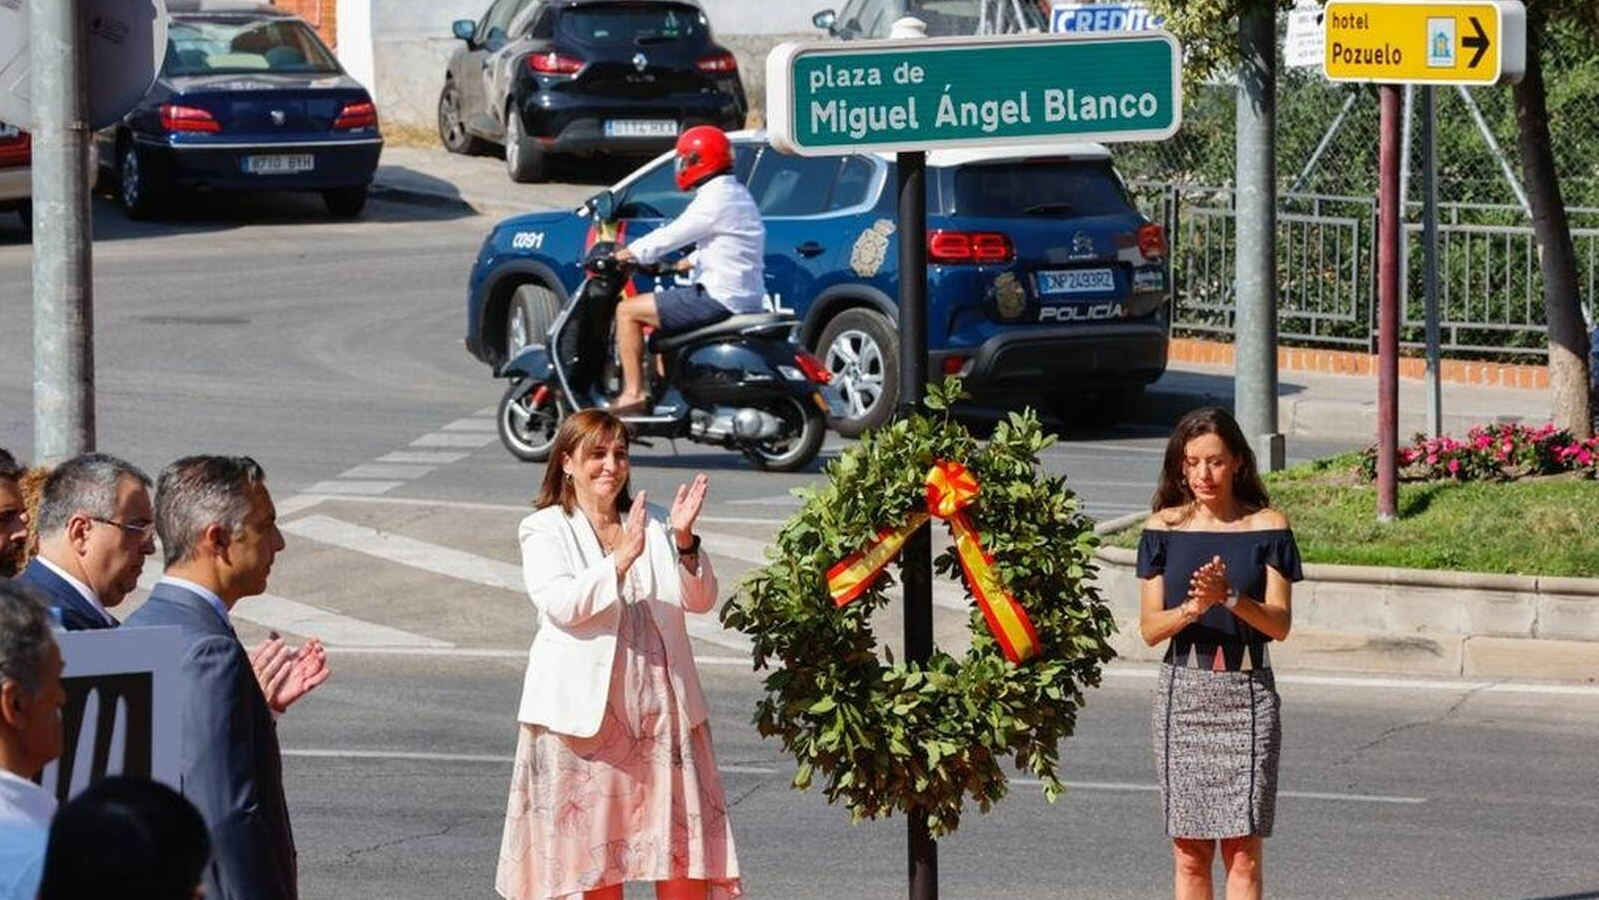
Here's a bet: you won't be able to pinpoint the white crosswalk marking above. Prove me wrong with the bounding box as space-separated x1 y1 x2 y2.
280 514 754 653
302 480 404 496
441 418 497 433
338 463 438 480
377 451 473 464
410 432 496 448
133 565 448 648
233 595 454 648
283 514 525 591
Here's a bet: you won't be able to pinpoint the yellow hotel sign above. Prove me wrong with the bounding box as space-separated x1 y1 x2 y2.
1322 0 1526 85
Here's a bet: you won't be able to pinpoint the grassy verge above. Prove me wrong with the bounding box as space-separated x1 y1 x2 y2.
1105 452 1599 577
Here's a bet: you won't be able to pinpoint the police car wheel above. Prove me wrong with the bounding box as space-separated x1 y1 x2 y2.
817 308 897 439
507 283 561 356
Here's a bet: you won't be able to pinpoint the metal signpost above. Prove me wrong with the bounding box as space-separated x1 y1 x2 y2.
1322 0 1526 520
766 28 1181 900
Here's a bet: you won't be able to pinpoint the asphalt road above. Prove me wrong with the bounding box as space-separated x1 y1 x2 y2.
2 194 1595 899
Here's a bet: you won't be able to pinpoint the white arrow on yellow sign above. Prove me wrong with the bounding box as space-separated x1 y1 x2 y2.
1322 0 1526 85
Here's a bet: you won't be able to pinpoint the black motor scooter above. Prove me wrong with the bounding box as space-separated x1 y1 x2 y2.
494 242 841 471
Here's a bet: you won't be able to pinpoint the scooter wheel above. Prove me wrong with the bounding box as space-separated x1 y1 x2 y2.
744 398 826 473
498 380 564 462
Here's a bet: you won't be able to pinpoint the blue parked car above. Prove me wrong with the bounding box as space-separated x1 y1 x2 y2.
464 131 1171 435
96 1 383 219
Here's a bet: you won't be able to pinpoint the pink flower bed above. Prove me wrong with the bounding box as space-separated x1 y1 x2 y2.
1361 423 1599 482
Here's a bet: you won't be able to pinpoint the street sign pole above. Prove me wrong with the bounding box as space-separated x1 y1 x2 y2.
30 0 96 463
895 145 937 900
1377 85 1401 522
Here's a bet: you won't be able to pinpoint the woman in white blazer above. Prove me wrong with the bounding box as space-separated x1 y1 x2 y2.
495 410 741 900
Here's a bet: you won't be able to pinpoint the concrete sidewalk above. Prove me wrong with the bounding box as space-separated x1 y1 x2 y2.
373 144 1556 443
1149 360 1551 442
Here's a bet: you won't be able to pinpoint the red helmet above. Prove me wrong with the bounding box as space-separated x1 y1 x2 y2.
673 125 732 191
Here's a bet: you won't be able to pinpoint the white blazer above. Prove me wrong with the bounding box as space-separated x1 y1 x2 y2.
515 503 718 737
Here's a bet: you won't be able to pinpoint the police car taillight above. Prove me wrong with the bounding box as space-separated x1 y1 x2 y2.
928 230 1014 265
1137 223 1167 259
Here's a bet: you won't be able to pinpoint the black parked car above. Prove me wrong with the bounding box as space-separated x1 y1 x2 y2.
96 1 383 219
438 0 748 183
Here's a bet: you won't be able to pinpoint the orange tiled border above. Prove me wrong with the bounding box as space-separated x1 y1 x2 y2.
1169 337 1549 390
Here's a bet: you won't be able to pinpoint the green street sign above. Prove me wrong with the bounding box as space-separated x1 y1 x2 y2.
765 32 1182 156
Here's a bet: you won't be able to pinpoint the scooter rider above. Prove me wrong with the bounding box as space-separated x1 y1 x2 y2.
611 126 765 414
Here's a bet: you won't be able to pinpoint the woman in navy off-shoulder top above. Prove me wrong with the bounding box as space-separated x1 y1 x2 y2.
1137 408 1303 900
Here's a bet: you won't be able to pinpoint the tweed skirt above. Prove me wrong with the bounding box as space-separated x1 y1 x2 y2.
1152 662 1281 839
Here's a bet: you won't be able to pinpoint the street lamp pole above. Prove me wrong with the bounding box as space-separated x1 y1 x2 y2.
30 0 96 462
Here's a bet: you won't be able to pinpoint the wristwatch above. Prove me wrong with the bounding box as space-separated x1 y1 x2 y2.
677 534 701 556
1223 588 1240 610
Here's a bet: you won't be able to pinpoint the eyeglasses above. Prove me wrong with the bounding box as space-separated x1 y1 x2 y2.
89 516 157 541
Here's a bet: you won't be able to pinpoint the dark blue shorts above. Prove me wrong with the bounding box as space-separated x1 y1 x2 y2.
654 284 732 336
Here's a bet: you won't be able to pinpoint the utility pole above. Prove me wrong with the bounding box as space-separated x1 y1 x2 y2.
30 0 96 462
1234 2 1284 471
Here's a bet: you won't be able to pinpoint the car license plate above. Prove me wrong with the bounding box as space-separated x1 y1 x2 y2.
1038 268 1116 295
604 120 677 138
242 154 315 175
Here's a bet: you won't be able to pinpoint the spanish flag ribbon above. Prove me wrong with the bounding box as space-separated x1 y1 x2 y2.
825 461 1042 664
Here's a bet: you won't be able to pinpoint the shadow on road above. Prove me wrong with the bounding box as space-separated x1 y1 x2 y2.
0 192 478 247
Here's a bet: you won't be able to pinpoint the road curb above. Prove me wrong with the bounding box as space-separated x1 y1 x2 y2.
369 177 524 218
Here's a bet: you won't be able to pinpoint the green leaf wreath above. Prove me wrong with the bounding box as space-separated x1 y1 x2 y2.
720 380 1117 836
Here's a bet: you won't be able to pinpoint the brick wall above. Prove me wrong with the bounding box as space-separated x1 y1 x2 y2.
272 0 337 50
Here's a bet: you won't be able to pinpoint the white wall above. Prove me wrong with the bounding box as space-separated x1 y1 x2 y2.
354 0 823 129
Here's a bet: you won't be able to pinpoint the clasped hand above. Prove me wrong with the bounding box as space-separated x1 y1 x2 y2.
1182 555 1232 621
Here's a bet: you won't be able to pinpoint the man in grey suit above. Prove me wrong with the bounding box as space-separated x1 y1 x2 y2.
125 456 327 900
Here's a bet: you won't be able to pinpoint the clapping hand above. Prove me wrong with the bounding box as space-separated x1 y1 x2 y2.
669 473 708 550
614 491 649 579
250 635 332 713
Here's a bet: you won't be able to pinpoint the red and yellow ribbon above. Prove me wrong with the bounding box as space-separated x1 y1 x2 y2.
825 461 1042 664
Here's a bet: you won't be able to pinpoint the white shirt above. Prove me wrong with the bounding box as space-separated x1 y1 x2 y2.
37 555 117 627
158 575 232 626
626 174 766 313
0 769 56 900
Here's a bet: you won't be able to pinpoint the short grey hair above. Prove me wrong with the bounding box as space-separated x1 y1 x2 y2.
156 456 268 568
36 453 152 537
0 579 56 698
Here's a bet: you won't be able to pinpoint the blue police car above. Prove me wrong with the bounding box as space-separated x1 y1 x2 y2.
464 131 1171 436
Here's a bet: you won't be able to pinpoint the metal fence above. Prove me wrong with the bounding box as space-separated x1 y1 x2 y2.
1113 26 1599 361
1132 180 1599 361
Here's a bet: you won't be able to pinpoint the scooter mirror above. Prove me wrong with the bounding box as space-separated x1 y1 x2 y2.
589 190 618 224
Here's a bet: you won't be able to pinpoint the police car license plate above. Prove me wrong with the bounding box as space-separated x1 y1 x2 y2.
242 154 315 175
1038 268 1116 295
604 120 677 138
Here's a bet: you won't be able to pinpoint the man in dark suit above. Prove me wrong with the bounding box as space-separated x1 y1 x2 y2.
125 455 325 900
16 453 154 630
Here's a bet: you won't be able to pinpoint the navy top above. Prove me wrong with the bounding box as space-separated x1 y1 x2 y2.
1136 527 1304 667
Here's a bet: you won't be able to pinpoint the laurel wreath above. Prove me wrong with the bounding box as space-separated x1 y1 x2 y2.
721 380 1117 836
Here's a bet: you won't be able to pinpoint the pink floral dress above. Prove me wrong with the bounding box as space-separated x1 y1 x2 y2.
495 592 742 900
